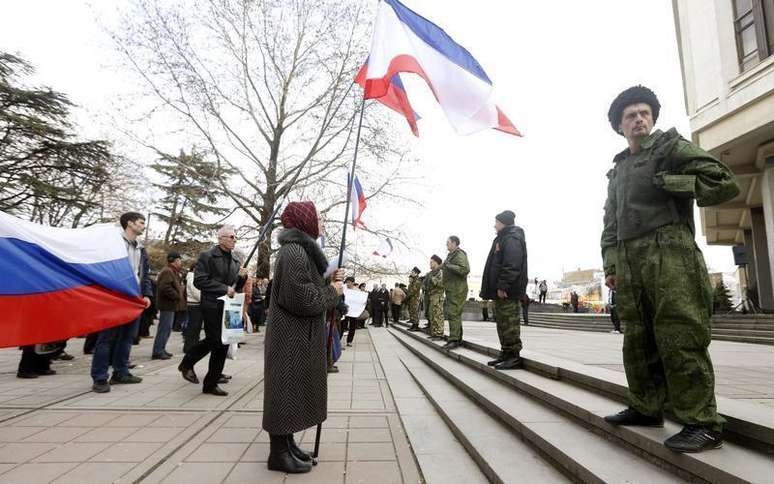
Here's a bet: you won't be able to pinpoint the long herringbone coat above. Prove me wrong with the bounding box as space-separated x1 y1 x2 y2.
262 228 339 435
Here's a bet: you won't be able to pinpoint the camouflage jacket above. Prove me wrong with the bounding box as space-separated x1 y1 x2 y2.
406 275 421 304
601 128 739 276
443 248 469 294
426 267 444 297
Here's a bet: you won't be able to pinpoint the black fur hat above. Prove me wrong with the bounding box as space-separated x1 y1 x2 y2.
608 85 660 135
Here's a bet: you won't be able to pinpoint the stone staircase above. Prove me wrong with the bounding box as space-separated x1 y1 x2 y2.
519 313 774 346
387 321 774 483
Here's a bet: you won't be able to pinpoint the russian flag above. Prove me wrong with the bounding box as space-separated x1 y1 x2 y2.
0 211 146 348
348 174 368 229
360 0 521 137
355 62 420 136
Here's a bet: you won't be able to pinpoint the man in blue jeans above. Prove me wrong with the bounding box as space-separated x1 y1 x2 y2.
91 212 153 393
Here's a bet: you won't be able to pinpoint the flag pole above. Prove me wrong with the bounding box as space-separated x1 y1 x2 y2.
313 97 367 464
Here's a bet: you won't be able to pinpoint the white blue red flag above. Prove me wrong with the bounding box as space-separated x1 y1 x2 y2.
0 211 146 347
359 0 520 137
355 61 420 136
348 174 368 229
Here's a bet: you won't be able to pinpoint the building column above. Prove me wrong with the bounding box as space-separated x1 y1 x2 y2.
750 207 773 310
760 165 774 310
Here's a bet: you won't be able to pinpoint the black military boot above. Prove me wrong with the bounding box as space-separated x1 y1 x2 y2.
494 354 523 370
287 434 313 462
664 425 723 453
604 407 663 427
487 354 507 366
268 434 311 473
408 323 421 332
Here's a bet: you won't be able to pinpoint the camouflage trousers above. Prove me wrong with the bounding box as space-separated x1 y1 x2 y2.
408 299 421 324
428 293 445 337
494 299 522 355
445 289 466 342
617 224 724 431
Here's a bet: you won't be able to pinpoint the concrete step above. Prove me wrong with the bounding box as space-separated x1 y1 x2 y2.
391 326 774 483
397 351 570 483
394 331 687 484
367 327 490 484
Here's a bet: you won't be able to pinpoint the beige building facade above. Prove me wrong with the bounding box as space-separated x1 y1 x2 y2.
673 0 774 310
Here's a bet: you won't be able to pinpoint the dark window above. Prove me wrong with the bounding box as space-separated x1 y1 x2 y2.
733 0 774 71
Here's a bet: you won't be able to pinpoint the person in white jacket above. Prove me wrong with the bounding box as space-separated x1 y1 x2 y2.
183 263 202 354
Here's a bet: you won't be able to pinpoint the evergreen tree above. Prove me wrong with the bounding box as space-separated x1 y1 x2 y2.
150 148 232 244
713 280 733 313
0 52 120 225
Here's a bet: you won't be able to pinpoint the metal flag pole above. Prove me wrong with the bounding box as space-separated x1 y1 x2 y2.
241 201 285 270
313 97 367 464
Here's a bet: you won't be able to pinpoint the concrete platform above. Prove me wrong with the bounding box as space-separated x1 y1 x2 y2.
0 329 421 484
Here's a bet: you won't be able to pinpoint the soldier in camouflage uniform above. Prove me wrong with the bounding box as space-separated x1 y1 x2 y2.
426 255 445 339
406 267 423 331
480 210 528 370
602 86 739 453
442 235 469 350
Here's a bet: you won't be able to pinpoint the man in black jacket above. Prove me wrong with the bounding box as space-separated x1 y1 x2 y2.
178 225 246 396
480 210 528 370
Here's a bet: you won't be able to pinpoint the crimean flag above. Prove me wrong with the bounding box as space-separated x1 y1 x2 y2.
360 0 521 137
373 238 393 258
355 61 420 136
348 174 368 229
0 211 146 348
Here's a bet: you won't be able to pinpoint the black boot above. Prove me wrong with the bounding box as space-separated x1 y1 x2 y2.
288 434 313 462
268 434 311 473
494 354 523 370
604 407 664 427
487 354 506 366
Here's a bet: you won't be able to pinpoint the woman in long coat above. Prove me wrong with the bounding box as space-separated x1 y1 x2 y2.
262 201 343 474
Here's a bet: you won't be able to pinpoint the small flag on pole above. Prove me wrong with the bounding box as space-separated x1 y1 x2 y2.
0 211 146 348
358 0 521 137
355 61 420 136
348 174 368 229
373 238 393 258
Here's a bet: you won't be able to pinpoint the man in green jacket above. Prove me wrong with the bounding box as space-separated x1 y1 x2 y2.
406 267 423 331
442 235 469 350
601 86 739 453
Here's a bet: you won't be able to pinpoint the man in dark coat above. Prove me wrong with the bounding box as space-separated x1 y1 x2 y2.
178 226 246 396
262 202 343 474
480 210 528 370
153 251 184 359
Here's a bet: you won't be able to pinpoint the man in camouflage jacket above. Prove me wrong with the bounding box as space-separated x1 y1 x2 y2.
406 267 423 331
601 86 739 453
426 255 445 339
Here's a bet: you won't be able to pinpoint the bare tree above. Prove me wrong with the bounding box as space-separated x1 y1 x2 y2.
108 0 418 277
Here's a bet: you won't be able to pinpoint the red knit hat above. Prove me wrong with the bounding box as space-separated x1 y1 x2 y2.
281 201 320 239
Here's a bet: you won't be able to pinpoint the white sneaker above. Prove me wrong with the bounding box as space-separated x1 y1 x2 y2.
610 330 621 334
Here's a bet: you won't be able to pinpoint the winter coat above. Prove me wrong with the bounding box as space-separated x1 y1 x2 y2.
193 245 246 309
480 225 528 301
156 265 184 312
262 228 340 435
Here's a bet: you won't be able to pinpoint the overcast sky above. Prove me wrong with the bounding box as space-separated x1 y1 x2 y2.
0 0 738 284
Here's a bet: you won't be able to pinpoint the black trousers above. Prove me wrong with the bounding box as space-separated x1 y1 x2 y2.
181 306 227 390
18 346 53 374
610 306 621 332
83 333 98 354
184 305 203 354
522 304 529 325
373 305 384 326
539 292 547 304
391 304 401 323
341 317 358 344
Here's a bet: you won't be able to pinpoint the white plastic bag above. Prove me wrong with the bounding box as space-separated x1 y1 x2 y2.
219 292 246 345
227 342 239 359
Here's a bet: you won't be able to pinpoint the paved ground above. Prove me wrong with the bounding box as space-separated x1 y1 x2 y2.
458 321 774 408
0 328 420 484
1 320 772 483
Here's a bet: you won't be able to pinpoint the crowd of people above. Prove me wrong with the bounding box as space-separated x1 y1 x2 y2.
11 85 742 476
